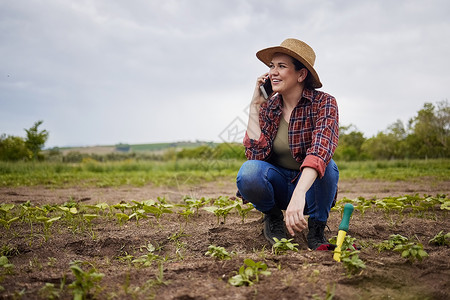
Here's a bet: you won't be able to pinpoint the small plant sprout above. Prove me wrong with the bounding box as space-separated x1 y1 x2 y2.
203 205 235 224
235 201 254 224
82 214 98 224
183 196 209 216
340 250 366 275
429 231 450 246
39 282 62 300
0 203 19 230
228 259 271 287
375 234 429 262
132 243 162 267
128 209 148 225
272 238 299 255
0 255 14 274
35 216 61 241
178 208 194 225
205 245 233 260
68 261 104 300
394 242 428 262
331 235 366 275
141 201 173 222
115 213 129 226
374 234 409 252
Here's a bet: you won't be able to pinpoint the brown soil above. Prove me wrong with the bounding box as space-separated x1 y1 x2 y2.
1 179 449 299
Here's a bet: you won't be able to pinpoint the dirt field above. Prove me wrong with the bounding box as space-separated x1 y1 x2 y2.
1 178 449 299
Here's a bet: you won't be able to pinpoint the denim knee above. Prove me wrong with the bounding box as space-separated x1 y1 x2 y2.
236 160 275 212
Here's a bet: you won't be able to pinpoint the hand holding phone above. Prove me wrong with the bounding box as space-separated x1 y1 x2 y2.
259 78 273 100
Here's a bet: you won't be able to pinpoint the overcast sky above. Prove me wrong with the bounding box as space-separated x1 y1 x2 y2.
1 0 449 148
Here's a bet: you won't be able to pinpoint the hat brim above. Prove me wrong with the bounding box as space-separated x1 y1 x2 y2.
256 46 322 89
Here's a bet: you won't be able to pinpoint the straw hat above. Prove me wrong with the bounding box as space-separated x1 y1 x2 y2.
256 38 322 88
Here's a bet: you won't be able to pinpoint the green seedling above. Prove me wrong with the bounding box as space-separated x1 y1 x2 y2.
228 259 271 287
235 202 254 223
82 214 99 239
35 216 61 241
141 201 173 222
183 196 209 216
0 203 15 216
178 208 194 224
115 213 129 226
0 216 20 230
39 282 63 300
394 242 428 262
128 209 148 225
58 206 78 221
374 234 409 252
440 200 450 210
205 245 233 260
213 195 235 207
68 261 104 300
340 250 366 275
203 205 235 224
112 202 133 214
272 238 299 255
429 231 450 246
0 255 14 274
132 243 162 267
375 234 428 262
0 203 20 230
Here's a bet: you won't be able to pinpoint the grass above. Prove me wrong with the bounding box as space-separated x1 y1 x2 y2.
336 159 450 181
0 159 448 188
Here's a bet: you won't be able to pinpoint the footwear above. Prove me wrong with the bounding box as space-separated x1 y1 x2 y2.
262 206 287 246
307 218 335 250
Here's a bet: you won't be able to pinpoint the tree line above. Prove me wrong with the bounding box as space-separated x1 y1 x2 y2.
1 100 448 162
334 100 449 160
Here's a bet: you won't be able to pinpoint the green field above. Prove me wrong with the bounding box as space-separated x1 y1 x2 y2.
0 159 448 188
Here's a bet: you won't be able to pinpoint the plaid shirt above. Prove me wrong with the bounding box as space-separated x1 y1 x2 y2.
243 88 339 178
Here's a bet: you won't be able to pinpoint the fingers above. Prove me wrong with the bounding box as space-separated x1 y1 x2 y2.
285 213 307 237
257 73 269 85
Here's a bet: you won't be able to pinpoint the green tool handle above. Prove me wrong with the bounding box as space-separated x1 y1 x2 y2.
338 203 354 232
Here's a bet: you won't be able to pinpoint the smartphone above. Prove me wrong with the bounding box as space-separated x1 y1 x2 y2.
259 78 273 100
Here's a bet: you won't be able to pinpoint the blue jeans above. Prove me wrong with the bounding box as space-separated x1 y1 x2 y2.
236 159 339 222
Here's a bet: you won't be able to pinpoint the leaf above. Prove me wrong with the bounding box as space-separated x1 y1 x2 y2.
228 274 245 286
244 258 256 267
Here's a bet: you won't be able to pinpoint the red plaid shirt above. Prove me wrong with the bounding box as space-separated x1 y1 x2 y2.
243 88 339 178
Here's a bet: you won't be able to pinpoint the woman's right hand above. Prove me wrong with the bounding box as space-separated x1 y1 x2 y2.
250 73 270 108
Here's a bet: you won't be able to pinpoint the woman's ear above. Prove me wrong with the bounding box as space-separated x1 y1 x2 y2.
297 68 309 83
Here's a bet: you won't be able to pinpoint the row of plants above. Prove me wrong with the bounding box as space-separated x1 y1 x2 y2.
332 194 449 219
1 194 448 298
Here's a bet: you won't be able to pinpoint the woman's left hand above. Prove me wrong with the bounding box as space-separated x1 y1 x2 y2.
285 192 307 236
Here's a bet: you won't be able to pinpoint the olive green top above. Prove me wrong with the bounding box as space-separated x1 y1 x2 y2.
269 118 301 170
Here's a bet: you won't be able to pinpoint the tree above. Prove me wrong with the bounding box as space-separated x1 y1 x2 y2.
0 134 30 161
407 101 449 158
334 125 367 161
24 120 49 161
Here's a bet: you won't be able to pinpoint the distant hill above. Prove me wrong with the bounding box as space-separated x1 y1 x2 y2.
58 141 219 155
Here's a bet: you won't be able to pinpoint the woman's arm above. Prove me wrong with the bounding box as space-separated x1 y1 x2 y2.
246 73 268 139
284 167 318 236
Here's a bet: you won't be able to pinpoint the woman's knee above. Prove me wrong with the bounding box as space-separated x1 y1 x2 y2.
237 160 264 184
236 160 270 200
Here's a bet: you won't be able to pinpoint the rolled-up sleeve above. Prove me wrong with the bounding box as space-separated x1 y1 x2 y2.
302 95 339 178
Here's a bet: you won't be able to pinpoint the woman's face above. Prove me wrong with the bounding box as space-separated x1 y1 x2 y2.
269 53 305 95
